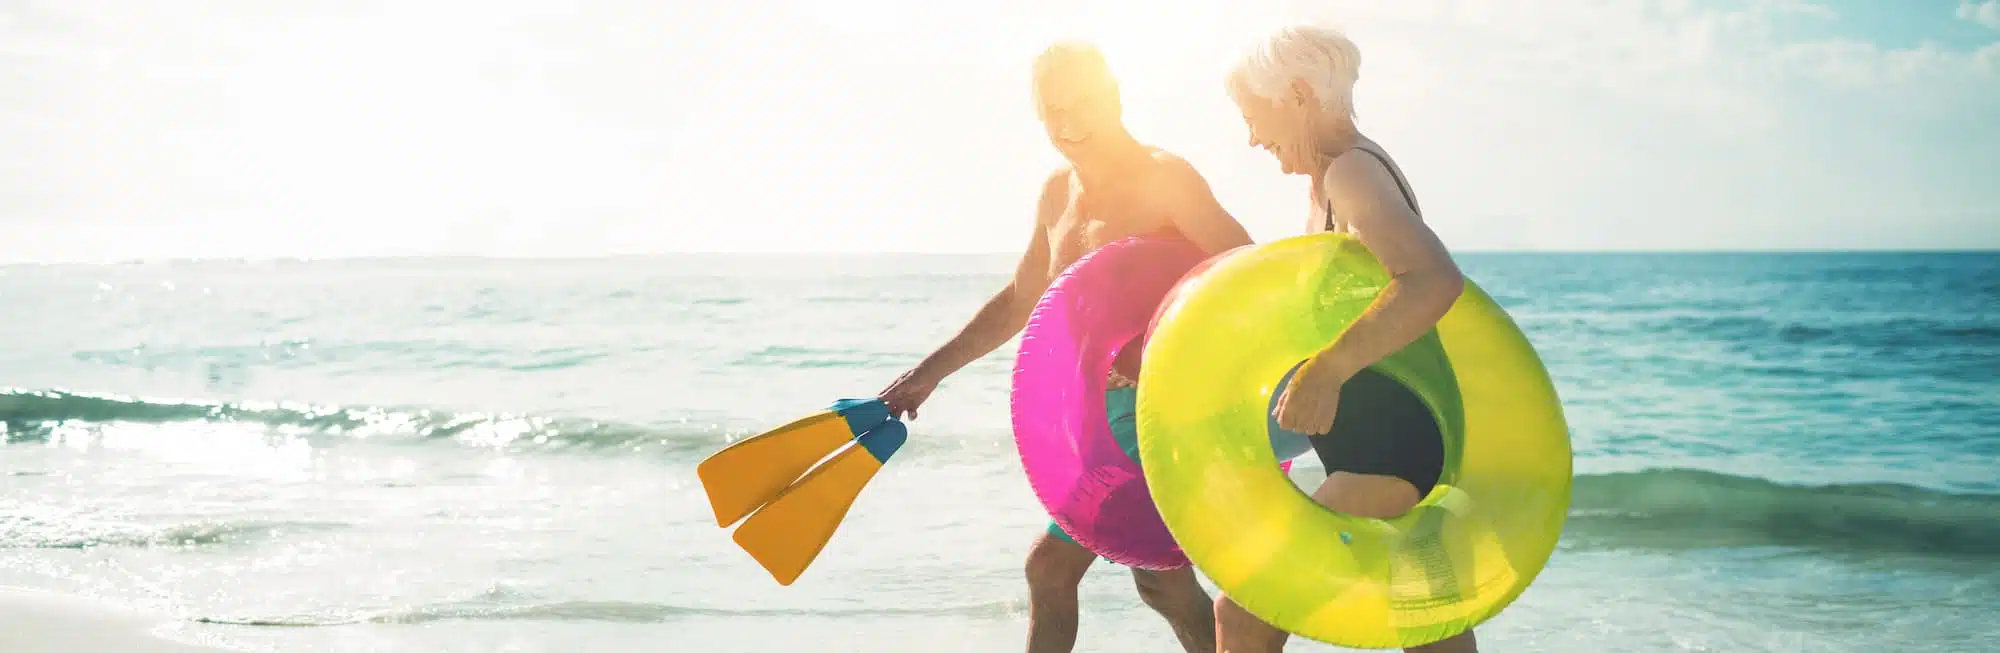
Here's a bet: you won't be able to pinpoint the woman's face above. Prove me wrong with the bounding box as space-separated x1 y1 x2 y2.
1230 78 1335 176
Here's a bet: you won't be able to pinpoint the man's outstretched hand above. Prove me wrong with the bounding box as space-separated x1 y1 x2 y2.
879 367 942 421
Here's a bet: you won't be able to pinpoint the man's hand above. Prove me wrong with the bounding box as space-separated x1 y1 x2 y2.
877 168 1066 423
879 367 943 421
1271 351 1353 435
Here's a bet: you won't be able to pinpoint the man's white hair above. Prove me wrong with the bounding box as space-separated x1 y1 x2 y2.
1230 25 1361 118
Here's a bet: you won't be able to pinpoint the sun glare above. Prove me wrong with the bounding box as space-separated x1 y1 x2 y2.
1066 0 1285 84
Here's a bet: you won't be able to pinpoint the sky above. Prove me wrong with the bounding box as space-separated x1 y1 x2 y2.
3 0 1997 261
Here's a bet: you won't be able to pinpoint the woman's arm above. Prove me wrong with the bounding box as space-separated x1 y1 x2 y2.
1312 150 1464 380
1272 150 1463 435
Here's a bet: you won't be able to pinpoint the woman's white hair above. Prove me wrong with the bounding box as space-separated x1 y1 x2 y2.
1230 25 1361 118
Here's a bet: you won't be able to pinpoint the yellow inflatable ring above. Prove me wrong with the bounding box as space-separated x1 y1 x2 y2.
1135 233 1572 649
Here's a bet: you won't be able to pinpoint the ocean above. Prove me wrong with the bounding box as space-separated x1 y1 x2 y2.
1 251 1995 652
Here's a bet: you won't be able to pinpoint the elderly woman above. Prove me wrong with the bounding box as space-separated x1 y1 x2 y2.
1213 25 1479 653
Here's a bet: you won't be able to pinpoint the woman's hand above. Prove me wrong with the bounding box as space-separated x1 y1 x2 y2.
1272 350 1354 435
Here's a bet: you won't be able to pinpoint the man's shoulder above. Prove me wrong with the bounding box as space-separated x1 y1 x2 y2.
1140 149 1213 186
1143 147 1192 169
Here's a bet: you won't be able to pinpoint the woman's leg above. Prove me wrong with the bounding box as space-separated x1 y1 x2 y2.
1214 368 1473 651
1214 471 1425 652
1214 592 1289 653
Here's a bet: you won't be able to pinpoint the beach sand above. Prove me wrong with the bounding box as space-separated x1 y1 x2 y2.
0 588 238 653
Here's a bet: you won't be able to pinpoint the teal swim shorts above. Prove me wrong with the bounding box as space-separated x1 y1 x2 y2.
1046 386 1143 548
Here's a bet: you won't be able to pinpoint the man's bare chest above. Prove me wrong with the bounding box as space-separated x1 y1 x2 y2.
1046 187 1175 270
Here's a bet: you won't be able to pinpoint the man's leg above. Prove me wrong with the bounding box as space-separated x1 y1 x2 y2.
1098 384 1220 651
1026 525 1098 653
1131 566 1217 653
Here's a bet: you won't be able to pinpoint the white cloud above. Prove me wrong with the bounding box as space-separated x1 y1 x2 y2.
1 0 1996 260
1961 1 2000 30
1177 0 2000 251
1776 39 1992 87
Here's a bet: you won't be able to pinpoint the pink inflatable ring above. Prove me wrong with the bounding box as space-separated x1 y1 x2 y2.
1011 237 1303 569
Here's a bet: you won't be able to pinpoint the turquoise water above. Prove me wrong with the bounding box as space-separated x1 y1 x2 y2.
0 252 1995 652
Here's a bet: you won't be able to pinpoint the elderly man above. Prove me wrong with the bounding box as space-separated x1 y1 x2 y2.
877 42 1254 653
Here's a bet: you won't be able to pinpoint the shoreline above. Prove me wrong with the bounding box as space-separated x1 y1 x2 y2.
0 587 239 653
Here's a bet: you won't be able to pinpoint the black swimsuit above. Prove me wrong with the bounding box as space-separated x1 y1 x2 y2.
1304 145 1446 497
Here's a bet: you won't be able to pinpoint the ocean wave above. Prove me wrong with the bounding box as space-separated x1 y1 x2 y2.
0 388 728 455
196 594 1021 627
1645 314 2000 349
728 345 906 369
0 515 349 549
69 339 616 374
1565 468 2000 558
6 389 1997 560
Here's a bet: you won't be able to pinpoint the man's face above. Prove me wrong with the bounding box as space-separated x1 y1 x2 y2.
1034 72 1121 163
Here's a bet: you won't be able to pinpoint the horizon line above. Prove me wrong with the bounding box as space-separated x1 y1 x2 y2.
2 246 1996 266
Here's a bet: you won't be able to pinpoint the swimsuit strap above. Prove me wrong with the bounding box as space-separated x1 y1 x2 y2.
1324 142 1422 233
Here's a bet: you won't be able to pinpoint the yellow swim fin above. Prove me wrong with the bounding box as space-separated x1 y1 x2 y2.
695 398 890 528
732 420 907 586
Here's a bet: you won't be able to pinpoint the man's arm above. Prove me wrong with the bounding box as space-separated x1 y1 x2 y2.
907 169 1067 381
1313 151 1465 379
1157 155 1254 254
